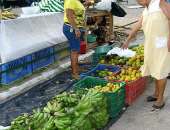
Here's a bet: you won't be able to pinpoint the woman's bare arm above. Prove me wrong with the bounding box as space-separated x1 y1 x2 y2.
122 16 143 49
66 9 81 38
160 0 170 19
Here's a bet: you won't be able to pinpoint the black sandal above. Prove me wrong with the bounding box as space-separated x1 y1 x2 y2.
152 103 165 110
147 96 157 102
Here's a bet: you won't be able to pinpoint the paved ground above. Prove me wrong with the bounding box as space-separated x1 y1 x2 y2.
114 1 143 26
110 1 170 130
110 79 170 130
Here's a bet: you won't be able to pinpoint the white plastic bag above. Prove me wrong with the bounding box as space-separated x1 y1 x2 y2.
95 0 116 11
107 47 136 57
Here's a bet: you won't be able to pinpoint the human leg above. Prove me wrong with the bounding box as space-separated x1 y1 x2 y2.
147 79 159 102
155 79 167 105
70 51 79 79
63 24 80 79
152 78 167 108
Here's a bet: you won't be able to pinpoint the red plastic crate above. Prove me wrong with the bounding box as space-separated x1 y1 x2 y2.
80 41 87 54
125 77 147 105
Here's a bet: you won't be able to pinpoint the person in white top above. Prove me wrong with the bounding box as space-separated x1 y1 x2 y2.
122 0 170 110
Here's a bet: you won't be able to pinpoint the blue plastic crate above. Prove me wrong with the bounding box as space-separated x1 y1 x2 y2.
0 64 2 84
1 55 32 84
32 47 55 71
54 48 70 61
54 42 70 61
80 64 121 79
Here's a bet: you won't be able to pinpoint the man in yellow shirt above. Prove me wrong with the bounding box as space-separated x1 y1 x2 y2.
63 0 93 79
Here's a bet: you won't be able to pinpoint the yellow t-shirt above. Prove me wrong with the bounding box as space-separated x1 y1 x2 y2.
64 0 85 27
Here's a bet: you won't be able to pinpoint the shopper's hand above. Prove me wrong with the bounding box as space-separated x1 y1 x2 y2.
168 37 170 52
84 0 93 7
75 29 81 38
121 42 129 49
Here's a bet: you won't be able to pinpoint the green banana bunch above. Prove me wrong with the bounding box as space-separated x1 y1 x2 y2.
9 113 32 130
90 108 109 129
42 116 56 130
54 116 72 130
43 101 62 113
8 89 109 130
53 92 80 107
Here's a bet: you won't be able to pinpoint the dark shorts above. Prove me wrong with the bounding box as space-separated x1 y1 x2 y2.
63 24 84 52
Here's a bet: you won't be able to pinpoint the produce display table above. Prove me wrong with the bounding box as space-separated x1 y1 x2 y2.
0 12 67 64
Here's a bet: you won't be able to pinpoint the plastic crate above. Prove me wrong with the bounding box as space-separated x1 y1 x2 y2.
125 77 147 105
105 86 125 118
0 64 2 84
73 76 125 119
54 42 69 52
80 64 121 78
54 48 70 61
92 53 106 65
79 63 94 73
1 55 32 84
32 47 55 71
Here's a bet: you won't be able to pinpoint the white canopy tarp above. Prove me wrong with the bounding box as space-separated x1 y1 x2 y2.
0 12 67 63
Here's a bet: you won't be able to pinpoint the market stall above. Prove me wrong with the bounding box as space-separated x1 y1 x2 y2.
0 1 153 129
0 12 67 63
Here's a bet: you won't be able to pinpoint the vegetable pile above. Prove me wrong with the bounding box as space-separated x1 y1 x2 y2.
9 90 109 130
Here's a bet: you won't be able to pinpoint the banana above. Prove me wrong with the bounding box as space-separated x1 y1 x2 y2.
43 113 49 120
44 107 51 113
54 119 66 129
54 112 66 117
37 113 44 122
47 102 53 110
0 9 18 20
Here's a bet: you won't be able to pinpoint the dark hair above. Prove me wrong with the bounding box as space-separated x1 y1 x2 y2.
80 0 85 3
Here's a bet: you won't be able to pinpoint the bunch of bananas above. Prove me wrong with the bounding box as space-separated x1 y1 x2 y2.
8 90 109 130
9 113 31 130
0 9 18 20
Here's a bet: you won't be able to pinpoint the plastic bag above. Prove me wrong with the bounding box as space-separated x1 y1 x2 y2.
111 2 127 17
107 47 136 57
95 0 116 11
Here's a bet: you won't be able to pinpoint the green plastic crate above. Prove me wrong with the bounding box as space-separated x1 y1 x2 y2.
73 76 126 119
95 45 112 54
105 87 125 118
73 76 107 90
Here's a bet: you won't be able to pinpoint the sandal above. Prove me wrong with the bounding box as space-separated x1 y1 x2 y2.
152 103 165 110
147 96 157 102
167 75 170 79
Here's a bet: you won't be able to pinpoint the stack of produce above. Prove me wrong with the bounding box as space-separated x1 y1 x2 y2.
99 45 144 67
8 90 109 130
126 55 144 68
131 44 144 55
95 69 116 78
107 67 142 82
91 83 121 93
99 55 128 66
0 9 18 20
